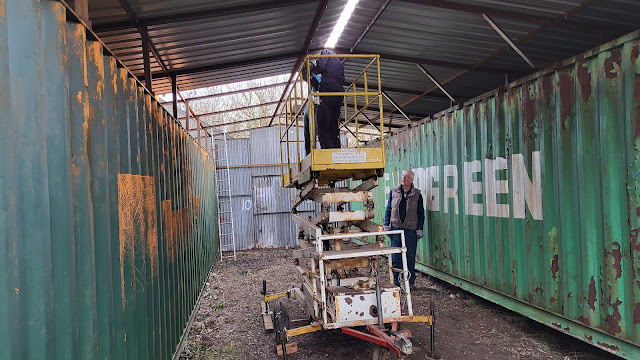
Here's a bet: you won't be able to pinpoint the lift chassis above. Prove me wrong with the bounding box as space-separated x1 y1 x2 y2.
261 178 436 359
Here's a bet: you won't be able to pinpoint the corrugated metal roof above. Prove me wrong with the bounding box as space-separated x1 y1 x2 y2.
80 0 639 134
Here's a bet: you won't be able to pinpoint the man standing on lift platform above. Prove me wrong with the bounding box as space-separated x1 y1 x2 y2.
311 49 344 149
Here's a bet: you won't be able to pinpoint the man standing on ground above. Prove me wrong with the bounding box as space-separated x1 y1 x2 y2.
383 170 425 290
311 49 344 149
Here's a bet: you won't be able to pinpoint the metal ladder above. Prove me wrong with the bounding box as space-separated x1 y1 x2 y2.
212 132 237 261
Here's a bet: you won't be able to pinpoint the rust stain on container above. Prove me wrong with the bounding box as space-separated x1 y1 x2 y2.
162 198 198 262
577 60 592 102
604 49 621 79
549 228 559 280
604 242 623 279
607 299 623 335
0 0 5 18
598 342 620 352
634 74 640 137
588 276 597 310
523 84 535 140
634 303 640 324
578 316 591 326
71 162 79 178
558 71 574 127
117 174 158 308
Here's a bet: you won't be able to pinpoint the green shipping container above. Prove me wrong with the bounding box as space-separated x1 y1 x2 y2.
375 30 640 358
0 1 218 359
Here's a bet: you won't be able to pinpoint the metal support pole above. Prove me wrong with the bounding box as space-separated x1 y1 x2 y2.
197 113 202 146
415 64 455 102
382 91 412 123
374 262 384 329
141 24 153 94
482 13 535 68
185 100 190 133
171 74 178 119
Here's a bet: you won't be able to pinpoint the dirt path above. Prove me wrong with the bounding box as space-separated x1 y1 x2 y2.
180 248 619 360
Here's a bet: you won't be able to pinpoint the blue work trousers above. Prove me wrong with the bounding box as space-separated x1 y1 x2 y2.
389 226 418 286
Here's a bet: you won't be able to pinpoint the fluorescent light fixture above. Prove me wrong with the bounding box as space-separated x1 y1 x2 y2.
324 0 359 49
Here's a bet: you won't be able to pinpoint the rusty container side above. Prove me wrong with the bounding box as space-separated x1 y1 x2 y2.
375 31 640 358
0 1 219 359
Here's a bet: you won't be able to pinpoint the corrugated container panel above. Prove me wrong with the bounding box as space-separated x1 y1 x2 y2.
373 31 640 358
230 196 256 251
251 126 288 165
0 1 218 359
253 176 293 215
216 137 249 167
229 168 252 197
92 0 324 88
254 213 299 248
251 165 281 177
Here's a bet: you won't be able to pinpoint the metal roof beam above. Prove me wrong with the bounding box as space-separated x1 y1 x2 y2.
395 0 598 111
160 82 289 105
268 0 330 126
415 64 456 102
482 13 535 68
148 51 302 79
93 0 318 32
349 0 391 53
351 51 529 74
382 91 413 124
397 0 630 35
177 101 280 120
349 82 464 101
201 116 272 129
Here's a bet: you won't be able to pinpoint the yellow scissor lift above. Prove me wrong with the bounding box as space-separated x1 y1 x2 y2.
262 54 436 360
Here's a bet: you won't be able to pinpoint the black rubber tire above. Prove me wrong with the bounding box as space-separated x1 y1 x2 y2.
372 346 390 360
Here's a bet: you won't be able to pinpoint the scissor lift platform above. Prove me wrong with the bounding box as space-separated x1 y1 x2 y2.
282 147 385 188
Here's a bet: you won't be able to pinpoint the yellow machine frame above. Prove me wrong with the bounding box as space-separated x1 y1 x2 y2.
279 54 386 188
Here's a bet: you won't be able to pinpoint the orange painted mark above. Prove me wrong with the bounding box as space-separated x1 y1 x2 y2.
0 0 6 18
162 195 201 263
118 174 158 309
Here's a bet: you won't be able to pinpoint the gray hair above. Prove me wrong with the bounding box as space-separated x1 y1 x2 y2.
402 169 414 178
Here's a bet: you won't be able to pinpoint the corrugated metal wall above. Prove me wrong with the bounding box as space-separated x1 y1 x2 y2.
0 1 218 359
216 127 315 250
374 31 640 358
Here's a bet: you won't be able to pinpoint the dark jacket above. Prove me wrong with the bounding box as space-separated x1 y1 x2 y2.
384 184 425 231
312 49 344 92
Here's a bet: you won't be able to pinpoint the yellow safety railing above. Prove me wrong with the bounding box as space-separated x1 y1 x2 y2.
279 54 385 187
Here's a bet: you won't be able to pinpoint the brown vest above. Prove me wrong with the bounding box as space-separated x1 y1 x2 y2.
390 185 421 230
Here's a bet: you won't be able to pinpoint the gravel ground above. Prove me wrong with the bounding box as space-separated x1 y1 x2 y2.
179 248 619 360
